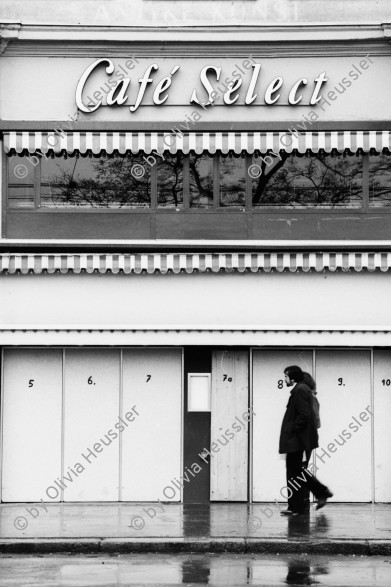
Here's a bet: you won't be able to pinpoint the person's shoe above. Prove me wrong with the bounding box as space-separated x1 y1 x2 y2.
316 490 333 510
280 509 299 516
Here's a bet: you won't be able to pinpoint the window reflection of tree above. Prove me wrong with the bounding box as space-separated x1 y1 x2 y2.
44 154 150 208
157 153 183 208
39 150 372 210
220 155 246 207
369 153 391 207
189 153 213 208
252 151 363 208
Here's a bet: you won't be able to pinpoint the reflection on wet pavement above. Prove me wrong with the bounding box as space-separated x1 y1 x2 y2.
1 503 390 541
0 554 390 586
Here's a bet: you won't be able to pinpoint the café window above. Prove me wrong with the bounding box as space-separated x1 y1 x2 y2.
7 150 374 211
219 154 246 207
5 149 391 240
157 153 184 209
189 153 214 208
33 154 150 209
251 152 363 208
8 157 35 208
369 153 391 207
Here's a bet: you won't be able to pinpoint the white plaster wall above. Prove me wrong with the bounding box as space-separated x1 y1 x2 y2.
0 270 390 328
1 0 391 26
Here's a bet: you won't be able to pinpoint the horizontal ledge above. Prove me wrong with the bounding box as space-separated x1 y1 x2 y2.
1 329 390 347
6 23 391 43
2 123 391 132
1 325 391 332
2 240 391 252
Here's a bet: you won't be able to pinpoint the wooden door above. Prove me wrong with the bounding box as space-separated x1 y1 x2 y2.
210 350 249 501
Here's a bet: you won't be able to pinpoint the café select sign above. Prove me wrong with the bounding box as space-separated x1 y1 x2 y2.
75 58 328 113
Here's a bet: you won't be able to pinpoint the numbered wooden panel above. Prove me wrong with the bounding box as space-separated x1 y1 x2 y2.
314 350 372 501
2 349 62 501
373 350 391 502
63 349 120 501
252 350 313 501
122 349 182 501
210 350 249 501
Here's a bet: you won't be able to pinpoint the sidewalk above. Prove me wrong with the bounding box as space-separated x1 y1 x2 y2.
1 502 390 555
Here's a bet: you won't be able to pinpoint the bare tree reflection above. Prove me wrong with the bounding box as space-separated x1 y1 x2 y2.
39 150 386 210
43 154 150 208
157 153 184 208
369 153 391 206
252 152 363 208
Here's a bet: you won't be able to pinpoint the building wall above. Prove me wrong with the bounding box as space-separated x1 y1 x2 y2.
0 270 390 329
1 2 391 504
1 53 390 124
2 0 391 26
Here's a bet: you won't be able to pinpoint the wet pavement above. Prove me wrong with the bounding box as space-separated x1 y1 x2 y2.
0 553 391 586
1 502 390 539
1 503 391 554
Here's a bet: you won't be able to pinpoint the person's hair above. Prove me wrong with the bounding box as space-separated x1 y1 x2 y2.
302 372 316 391
284 365 304 383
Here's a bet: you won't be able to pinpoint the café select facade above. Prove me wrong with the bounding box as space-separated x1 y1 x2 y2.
0 24 391 505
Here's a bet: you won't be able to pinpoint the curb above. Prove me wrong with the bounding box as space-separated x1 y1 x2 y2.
0 539 101 554
1 538 391 555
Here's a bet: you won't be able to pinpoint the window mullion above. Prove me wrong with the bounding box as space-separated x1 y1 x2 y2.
183 155 189 210
35 153 41 208
245 154 252 211
150 155 157 211
213 153 219 210
150 157 157 238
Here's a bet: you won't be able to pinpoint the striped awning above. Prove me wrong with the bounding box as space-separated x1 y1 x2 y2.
4 131 391 155
1 252 391 274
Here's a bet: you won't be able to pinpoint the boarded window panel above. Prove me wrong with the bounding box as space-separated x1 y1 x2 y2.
369 153 391 207
252 350 313 502
122 349 182 501
2 349 62 502
63 349 120 501
189 154 214 208
211 351 248 501
373 350 391 502
219 156 246 207
41 154 151 208
252 153 363 208
7 156 35 208
157 154 184 208
314 350 371 502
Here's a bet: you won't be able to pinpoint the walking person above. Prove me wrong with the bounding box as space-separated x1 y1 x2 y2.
279 365 333 515
302 371 320 464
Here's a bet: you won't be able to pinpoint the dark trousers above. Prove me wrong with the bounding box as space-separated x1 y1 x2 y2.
286 450 329 513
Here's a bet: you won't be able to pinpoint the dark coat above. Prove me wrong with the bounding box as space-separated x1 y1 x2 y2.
279 382 319 454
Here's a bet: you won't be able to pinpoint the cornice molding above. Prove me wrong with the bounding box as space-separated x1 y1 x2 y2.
383 23 391 43
1 23 390 57
3 41 391 58
0 22 21 54
1 22 391 44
